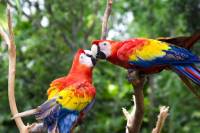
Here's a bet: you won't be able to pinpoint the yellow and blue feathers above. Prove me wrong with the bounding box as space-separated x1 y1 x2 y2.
125 39 200 85
35 80 96 133
128 39 200 67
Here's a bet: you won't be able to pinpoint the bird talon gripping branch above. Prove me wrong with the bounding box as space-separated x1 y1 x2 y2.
128 71 145 87
127 71 138 83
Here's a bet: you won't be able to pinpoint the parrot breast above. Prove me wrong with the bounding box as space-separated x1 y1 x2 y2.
47 80 96 111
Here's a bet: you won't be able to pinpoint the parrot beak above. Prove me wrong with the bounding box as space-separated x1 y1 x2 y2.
91 56 96 66
91 45 106 59
96 45 106 59
86 54 96 66
91 45 98 58
84 50 97 66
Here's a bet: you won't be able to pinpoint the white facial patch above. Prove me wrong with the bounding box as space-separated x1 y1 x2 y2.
79 53 93 67
91 45 98 58
84 50 92 56
99 41 112 57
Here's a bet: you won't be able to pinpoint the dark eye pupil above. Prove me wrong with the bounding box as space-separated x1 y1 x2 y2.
104 43 107 46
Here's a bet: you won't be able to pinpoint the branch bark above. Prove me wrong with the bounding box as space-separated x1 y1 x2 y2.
100 0 146 132
152 106 169 133
123 72 145 133
0 6 45 133
101 0 113 39
0 6 29 133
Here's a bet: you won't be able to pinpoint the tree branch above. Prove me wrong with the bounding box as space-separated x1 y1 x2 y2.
152 106 169 133
101 0 113 39
0 6 46 133
0 6 29 133
100 1 145 132
123 72 145 133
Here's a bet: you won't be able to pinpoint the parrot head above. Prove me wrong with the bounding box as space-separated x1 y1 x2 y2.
69 49 96 81
91 40 117 59
74 49 96 67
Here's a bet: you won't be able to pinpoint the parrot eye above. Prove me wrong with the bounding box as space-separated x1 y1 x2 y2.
80 55 84 59
100 42 109 47
98 41 111 58
79 53 94 67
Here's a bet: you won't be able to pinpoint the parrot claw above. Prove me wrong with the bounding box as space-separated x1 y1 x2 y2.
127 69 134 73
127 70 146 86
126 75 134 83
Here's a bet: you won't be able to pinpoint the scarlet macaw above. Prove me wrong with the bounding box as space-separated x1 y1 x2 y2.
14 49 96 133
91 38 200 85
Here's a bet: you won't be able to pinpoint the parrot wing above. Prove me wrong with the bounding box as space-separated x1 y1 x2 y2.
37 82 96 120
35 82 96 132
117 39 200 68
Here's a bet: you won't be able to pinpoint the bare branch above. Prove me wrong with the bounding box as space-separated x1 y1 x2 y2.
1 6 28 133
101 0 113 39
123 72 145 133
0 6 45 133
152 106 169 133
12 108 38 119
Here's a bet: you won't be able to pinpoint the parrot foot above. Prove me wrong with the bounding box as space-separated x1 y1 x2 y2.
127 70 146 86
26 122 47 132
127 69 134 73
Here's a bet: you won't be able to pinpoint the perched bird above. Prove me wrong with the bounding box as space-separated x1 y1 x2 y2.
13 49 96 133
91 38 200 85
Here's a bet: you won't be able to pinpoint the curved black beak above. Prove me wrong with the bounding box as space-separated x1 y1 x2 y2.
91 57 96 66
96 45 106 59
86 54 96 66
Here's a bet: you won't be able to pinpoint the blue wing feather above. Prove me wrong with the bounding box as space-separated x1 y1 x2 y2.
36 100 79 133
129 45 200 68
35 97 95 133
82 98 95 114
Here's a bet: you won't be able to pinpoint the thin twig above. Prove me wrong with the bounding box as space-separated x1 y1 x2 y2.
12 108 38 119
101 0 113 39
152 106 169 133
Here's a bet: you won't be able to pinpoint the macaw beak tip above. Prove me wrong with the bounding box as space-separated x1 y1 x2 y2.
96 51 106 59
91 57 97 66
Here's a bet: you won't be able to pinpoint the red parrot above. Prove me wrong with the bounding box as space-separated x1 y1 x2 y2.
91 38 200 85
13 49 96 133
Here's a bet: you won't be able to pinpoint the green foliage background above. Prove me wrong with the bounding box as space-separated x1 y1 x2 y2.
0 0 200 132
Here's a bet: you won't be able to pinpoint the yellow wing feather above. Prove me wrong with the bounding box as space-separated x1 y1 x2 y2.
47 86 94 111
129 39 170 61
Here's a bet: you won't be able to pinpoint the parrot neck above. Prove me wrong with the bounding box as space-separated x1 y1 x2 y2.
68 65 93 82
107 42 130 67
110 42 124 57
